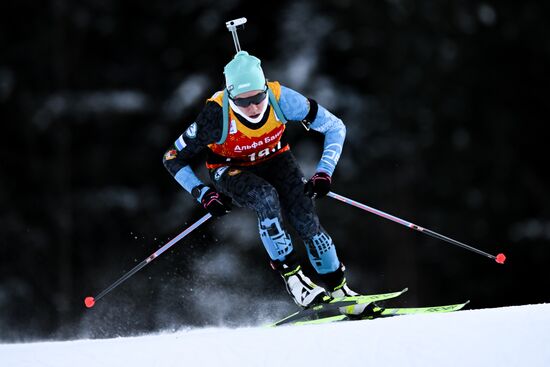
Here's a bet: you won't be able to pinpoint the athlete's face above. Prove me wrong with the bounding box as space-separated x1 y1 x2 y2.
233 89 268 119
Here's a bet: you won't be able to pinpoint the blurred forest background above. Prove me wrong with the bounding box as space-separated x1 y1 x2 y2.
1 0 549 341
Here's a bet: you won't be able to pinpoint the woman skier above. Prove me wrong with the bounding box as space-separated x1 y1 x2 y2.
163 50 365 312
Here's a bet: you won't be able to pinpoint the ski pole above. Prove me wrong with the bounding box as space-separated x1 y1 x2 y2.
84 213 213 308
327 191 506 264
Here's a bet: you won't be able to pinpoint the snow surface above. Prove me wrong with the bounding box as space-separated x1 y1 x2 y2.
2 304 549 367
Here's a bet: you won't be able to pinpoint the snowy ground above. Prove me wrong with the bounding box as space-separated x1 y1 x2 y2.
2 304 549 367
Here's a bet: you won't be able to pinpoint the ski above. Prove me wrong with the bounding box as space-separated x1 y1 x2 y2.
290 301 470 326
270 288 409 327
370 301 470 318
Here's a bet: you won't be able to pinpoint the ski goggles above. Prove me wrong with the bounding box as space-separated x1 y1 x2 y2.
230 89 268 107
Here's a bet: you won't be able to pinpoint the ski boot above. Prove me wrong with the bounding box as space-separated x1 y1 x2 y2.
319 263 383 316
271 257 329 308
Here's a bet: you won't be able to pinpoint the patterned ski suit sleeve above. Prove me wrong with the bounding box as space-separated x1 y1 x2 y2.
278 85 346 176
162 102 223 199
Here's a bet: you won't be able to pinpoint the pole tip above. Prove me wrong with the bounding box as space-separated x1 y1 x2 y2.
84 296 95 308
495 253 506 264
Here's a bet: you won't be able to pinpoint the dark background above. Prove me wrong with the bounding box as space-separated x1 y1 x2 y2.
1 0 549 341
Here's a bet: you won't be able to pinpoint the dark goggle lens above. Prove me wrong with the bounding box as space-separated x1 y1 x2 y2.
232 91 267 107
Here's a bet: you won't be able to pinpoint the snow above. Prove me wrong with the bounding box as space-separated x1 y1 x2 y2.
2 304 549 367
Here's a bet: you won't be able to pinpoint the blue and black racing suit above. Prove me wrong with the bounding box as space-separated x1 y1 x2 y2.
163 81 347 279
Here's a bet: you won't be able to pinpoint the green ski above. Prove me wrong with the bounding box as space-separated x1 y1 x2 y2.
270 288 409 327
291 301 470 326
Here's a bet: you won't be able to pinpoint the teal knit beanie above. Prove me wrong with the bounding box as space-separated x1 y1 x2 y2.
224 51 266 98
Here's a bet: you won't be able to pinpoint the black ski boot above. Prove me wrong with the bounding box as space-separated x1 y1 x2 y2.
271 254 329 308
319 263 384 316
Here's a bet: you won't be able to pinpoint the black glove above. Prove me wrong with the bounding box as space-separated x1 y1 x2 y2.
201 188 232 217
304 172 332 198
